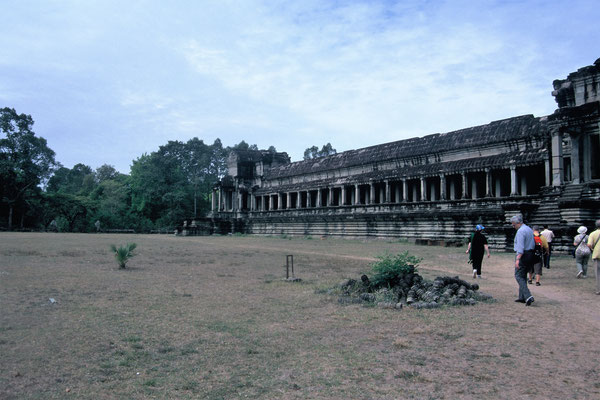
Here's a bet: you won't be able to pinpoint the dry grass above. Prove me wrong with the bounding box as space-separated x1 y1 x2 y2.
1 232 599 399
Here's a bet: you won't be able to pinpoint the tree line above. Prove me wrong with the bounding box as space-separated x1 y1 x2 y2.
1 107 336 232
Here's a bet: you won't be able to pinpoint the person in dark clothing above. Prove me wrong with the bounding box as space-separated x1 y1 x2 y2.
466 224 491 279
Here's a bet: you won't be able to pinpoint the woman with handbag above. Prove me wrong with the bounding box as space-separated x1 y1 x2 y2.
573 226 591 278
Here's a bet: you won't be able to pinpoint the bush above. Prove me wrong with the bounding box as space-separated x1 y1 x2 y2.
370 251 422 288
110 243 137 269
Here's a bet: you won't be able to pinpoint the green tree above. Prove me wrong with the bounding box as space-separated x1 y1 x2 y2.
47 163 95 196
0 107 57 229
96 164 122 182
303 142 337 160
43 192 94 232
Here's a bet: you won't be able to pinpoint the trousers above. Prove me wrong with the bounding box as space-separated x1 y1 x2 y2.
515 265 532 301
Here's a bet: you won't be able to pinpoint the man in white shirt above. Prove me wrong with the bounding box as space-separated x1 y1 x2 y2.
540 225 555 269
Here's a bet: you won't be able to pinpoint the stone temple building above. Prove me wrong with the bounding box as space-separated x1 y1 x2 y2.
194 59 600 251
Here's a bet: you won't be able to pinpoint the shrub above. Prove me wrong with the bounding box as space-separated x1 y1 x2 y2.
369 251 422 288
110 243 137 269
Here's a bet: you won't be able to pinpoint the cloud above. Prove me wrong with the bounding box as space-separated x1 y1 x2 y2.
2 0 599 170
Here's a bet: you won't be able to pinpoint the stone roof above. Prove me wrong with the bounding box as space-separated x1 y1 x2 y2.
264 114 545 180
253 149 546 194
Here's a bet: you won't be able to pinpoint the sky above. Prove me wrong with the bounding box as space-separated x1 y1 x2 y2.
1 0 599 173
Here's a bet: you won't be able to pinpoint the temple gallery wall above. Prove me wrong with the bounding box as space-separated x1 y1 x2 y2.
187 59 600 252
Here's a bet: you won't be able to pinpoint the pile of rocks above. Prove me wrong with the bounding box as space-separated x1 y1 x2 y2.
332 272 493 310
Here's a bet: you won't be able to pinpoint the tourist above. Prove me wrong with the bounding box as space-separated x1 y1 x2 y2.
587 219 600 295
466 224 490 279
573 226 591 279
540 225 555 268
510 214 535 306
528 226 548 286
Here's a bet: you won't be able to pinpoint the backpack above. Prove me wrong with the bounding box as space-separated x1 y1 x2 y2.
575 234 591 257
533 235 544 262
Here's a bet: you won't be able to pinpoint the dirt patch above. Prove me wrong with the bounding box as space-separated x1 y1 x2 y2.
0 233 599 399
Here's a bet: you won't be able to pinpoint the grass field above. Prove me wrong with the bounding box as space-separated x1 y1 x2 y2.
1 232 599 399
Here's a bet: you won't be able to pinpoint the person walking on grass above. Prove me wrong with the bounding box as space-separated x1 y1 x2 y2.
510 214 535 306
466 224 490 279
540 225 555 268
528 226 548 286
587 219 600 295
574 226 591 279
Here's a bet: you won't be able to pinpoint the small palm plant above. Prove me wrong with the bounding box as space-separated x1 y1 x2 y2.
110 243 137 269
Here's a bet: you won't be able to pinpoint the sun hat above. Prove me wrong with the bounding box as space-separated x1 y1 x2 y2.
476 224 485 231
577 226 587 234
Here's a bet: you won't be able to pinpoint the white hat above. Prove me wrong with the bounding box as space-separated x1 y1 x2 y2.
577 226 587 234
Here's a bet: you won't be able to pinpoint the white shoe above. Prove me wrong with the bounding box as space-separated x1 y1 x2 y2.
472 269 477 279
577 271 583 278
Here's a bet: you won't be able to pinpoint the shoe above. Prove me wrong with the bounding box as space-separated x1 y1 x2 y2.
526 296 534 306
596 292 600 295
577 271 583 278
582 275 587 279
473 269 477 279
528 280 533 284
515 299 526 303
477 275 482 279
535 282 541 286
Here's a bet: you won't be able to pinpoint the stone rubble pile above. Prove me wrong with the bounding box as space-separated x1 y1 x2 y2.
332 272 493 310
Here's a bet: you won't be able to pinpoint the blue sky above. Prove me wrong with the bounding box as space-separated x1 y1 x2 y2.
1 0 599 173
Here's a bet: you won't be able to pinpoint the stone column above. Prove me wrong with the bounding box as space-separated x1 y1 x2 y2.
307 191 312 208
551 128 564 186
440 174 447 200
297 191 301 208
369 183 375 205
287 192 292 209
571 135 580 184
317 189 322 207
395 183 400 203
544 158 551 188
232 189 238 211
342 186 347 206
485 168 492 197
329 187 334 206
420 177 426 201
354 184 359 204
218 188 223 211
385 180 390 203
582 134 591 182
212 189 217 211
402 179 408 202
510 166 518 196
250 194 255 211
461 172 469 199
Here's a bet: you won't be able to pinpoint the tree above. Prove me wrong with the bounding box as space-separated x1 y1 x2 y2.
47 163 95 196
43 192 93 232
96 164 122 182
0 107 57 229
303 142 337 160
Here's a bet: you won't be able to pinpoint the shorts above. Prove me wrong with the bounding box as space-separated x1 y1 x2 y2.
532 261 543 275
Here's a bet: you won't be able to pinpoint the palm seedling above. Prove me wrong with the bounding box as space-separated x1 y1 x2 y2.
110 243 137 269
